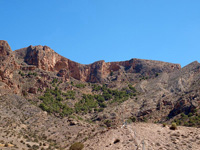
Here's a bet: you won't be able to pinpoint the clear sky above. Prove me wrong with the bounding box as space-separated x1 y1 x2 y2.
1 0 200 67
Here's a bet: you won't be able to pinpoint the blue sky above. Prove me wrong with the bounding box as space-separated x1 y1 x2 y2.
1 0 200 67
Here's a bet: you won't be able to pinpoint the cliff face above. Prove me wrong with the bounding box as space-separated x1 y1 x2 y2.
13 43 181 83
0 41 19 93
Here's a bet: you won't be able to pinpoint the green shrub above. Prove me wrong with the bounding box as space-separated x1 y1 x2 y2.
32 145 39 150
98 108 104 112
39 103 50 112
39 88 73 117
33 72 37 76
69 142 84 150
92 84 102 91
75 84 86 88
188 112 193 117
110 71 113 76
162 123 167 127
19 71 25 76
38 88 42 92
170 122 177 130
155 73 159 77
126 119 132 124
63 90 75 99
130 116 136 122
104 120 112 127
103 93 112 100
52 78 58 84
99 102 107 108
128 84 136 92
56 95 63 101
75 94 98 113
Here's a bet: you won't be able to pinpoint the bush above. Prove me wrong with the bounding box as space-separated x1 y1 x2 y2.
75 84 86 88
162 123 167 127
33 72 37 76
92 84 102 91
170 122 177 130
130 116 136 122
39 88 73 116
104 120 112 127
52 78 58 84
128 84 136 92
110 71 113 76
63 90 75 99
19 71 25 76
75 94 98 113
69 142 84 150
32 145 39 150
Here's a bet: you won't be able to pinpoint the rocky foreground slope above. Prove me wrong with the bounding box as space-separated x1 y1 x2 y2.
0 40 200 150
84 123 200 150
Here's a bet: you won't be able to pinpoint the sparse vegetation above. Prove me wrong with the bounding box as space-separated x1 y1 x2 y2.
75 94 98 113
129 116 136 122
110 71 113 76
39 87 73 117
170 122 177 130
32 144 39 150
69 142 84 150
140 76 148 81
173 110 200 127
104 119 112 127
38 83 138 116
75 83 86 88
62 90 76 100
28 72 37 76
19 71 25 76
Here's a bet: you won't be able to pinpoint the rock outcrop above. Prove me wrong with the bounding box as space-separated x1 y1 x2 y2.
0 40 19 93
13 43 181 83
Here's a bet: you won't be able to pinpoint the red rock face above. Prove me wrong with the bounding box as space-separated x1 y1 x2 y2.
0 41 19 93
14 44 181 83
10 41 181 83
0 40 12 55
0 41 19 77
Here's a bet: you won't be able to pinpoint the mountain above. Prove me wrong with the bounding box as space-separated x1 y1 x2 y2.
0 40 199 150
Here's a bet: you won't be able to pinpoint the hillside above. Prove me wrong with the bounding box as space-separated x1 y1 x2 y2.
0 40 200 150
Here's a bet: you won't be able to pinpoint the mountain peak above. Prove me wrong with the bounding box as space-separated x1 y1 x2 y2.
0 40 12 56
0 40 11 48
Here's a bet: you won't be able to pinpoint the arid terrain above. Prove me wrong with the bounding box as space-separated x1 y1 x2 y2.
0 40 200 150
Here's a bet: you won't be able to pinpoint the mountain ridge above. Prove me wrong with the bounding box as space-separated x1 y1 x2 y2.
1 40 200 150
1 40 181 84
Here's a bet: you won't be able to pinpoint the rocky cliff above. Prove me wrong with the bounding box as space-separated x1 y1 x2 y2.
0 40 19 94
13 42 181 83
